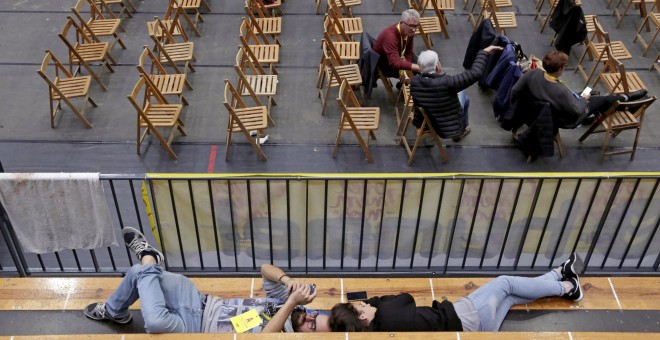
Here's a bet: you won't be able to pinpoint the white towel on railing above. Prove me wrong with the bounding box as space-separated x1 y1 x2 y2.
0 173 117 254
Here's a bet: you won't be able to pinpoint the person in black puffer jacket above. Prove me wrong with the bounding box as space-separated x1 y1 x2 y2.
410 46 502 141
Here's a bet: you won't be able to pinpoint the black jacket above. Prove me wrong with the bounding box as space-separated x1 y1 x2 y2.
410 50 488 138
358 32 380 99
550 0 587 55
365 293 463 332
509 99 557 158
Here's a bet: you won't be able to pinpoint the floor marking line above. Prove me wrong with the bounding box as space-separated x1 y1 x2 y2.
341 278 345 303
207 145 217 173
430 278 435 302
456 331 461 340
62 285 73 310
250 278 255 298
568 331 573 340
608 277 623 310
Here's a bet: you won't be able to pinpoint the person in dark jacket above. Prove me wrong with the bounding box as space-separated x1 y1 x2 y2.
550 0 587 55
327 253 585 332
410 46 502 141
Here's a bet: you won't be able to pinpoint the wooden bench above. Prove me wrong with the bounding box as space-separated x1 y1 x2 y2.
2 276 658 312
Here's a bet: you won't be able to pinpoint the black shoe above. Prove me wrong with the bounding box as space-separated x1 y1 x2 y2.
122 227 164 264
84 302 132 324
625 89 648 102
561 252 579 280
590 90 600 96
562 277 584 302
396 81 403 90
452 126 471 142
581 114 595 125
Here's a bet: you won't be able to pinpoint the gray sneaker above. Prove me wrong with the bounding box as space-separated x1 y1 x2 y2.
122 227 164 264
84 302 132 324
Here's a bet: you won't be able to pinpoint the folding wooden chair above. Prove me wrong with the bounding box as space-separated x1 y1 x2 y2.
223 79 269 161
592 46 647 96
652 52 660 72
318 37 363 116
575 16 632 85
137 45 190 106
248 0 283 17
128 76 186 160
149 16 196 80
172 0 211 30
634 0 660 55
71 0 126 53
613 0 650 28
59 17 116 92
578 96 656 161
235 46 278 125
394 70 414 136
327 0 362 18
468 0 512 27
409 0 444 48
147 4 198 44
400 106 448 165
334 79 380 163
416 0 452 39
91 0 134 19
244 4 281 42
239 18 280 68
37 50 97 129
472 0 516 34
327 2 363 41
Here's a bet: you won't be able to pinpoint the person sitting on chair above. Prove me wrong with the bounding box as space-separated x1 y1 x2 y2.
327 253 585 332
511 50 648 130
83 227 326 333
410 46 502 142
373 9 422 85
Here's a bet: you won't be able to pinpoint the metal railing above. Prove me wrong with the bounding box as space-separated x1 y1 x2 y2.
1 173 658 277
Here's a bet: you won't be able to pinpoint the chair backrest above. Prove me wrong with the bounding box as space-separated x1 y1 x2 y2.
322 32 345 66
128 76 169 114
239 17 274 45
37 50 74 94
329 0 354 17
234 48 266 107
599 45 633 93
223 79 248 111
236 45 267 75
72 1 105 43
337 78 361 110
324 13 350 42
61 16 96 46
152 15 183 45
92 0 121 19
138 45 168 76
591 16 612 45
246 0 273 18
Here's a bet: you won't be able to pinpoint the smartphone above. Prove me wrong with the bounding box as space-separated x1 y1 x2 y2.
581 86 592 97
309 284 316 295
346 291 368 301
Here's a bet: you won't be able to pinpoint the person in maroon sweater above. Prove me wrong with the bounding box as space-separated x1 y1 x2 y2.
373 9 421 81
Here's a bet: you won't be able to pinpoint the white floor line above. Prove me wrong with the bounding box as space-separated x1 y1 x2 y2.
429 278 436 302
456 331 461 340
607 277 623 310
62 284 73 310
340 278 345 303
568 331 573 340
345 332 349 340
234 333 237 340
250 278 255 298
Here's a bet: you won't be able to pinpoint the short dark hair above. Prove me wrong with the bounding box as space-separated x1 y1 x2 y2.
329 303 366 332
291 309 305 332
542 50 568 73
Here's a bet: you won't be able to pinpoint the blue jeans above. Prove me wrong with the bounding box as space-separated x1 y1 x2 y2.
466 270 563 331
105 264 206 333
458 90 470 126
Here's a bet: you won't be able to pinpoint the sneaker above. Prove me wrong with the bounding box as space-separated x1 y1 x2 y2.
249 130 257 137
122 227 164 264
625 89 648 102
452 126 471 142
84 302 132 324
562 277 584 302
561 252 579 280
258 135 269 145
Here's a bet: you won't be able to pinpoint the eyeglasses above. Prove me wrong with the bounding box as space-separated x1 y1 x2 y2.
307 311 319 332
402 21 419 30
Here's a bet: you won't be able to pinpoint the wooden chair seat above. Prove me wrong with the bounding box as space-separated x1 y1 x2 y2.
248 44 280 64
51 76 92 101
417 16 443 48
419 0 456 11
139 104 183 128
592 41 632 61
70 42 110 64
337 17 363 35
84 19 121 36
341 108 380 130
333 41 360 62
242 74 278 97
326 64 362 87
159 42 195 63
599 72 646 94
149 74 187 96
91 0 134 18
177 0 204 8
490 12 517 28
254 17 282 35
230 106 268 132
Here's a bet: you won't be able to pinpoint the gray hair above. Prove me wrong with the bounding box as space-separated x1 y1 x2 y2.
400 9 420 23
418 50 439 74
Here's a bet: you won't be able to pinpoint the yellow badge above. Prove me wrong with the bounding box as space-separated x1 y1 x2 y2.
230 309 263 333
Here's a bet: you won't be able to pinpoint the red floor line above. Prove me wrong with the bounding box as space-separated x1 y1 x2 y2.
207 145 217 173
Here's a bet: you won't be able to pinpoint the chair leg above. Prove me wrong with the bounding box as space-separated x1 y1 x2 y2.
225 128 233 161
320 82 332 116
408 131 423 166
630 126 641 160
601 128 613 162
555 132 565 157
430 132 449 162
333 123 344 158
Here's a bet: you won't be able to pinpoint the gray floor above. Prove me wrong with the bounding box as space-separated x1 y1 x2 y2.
1 0 659 174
